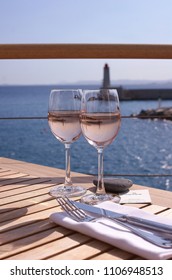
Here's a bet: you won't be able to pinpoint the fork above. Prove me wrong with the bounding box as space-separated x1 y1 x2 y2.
56 196 172 249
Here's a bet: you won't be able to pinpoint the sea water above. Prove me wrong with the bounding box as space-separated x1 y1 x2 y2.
0 85 172 191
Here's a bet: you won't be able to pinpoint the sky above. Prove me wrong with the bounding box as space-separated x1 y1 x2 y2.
0 0 172 85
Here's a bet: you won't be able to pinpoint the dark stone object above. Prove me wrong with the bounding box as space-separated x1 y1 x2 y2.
93 177 133 193
131 107 172 121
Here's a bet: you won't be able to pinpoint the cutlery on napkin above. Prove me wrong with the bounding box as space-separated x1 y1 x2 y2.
50 201 172 260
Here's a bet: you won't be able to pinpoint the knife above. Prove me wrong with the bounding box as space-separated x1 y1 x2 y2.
73 201 172 234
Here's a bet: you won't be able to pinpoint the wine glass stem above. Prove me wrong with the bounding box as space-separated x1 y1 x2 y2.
64 143 73 187
96 148 106 195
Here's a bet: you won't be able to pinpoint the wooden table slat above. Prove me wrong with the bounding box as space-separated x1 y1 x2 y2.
0 226 73 259
0 177 53 193
4 233 92 260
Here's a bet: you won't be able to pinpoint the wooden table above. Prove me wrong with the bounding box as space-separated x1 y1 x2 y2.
0 157 172 260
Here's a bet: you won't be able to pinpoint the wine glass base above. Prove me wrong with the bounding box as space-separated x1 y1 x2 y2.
80 193 120 205
49 185 87 198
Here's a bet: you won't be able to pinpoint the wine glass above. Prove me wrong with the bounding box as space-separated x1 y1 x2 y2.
48 89 86 197
80 89 121 204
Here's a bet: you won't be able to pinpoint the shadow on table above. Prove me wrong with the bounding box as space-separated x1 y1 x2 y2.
0 218 72 249
0 207 28 225
0 174 94 188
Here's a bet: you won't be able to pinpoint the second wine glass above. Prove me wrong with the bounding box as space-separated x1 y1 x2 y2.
48 89 86 197
80 89 121 204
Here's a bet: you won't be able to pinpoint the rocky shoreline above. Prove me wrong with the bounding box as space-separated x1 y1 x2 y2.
131 107 172 121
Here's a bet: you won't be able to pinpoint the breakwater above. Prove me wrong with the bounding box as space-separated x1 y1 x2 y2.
117 88 172 100
131 107 172 121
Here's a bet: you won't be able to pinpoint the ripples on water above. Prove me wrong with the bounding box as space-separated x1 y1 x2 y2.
0 85 172 191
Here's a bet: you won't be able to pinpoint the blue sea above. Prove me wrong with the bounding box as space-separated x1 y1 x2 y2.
0 85 172 191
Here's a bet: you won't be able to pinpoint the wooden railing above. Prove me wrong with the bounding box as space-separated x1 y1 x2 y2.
0 43 172 59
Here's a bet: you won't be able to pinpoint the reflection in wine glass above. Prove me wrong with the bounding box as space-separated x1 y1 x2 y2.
80 89 121 204
48 89 86 197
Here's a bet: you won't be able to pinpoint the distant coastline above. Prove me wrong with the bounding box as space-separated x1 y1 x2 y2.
1 83 172 100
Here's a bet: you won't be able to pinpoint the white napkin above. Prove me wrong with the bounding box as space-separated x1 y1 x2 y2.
50 201 172 260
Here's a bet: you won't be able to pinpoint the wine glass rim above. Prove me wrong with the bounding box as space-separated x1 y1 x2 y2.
50 89 82 92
